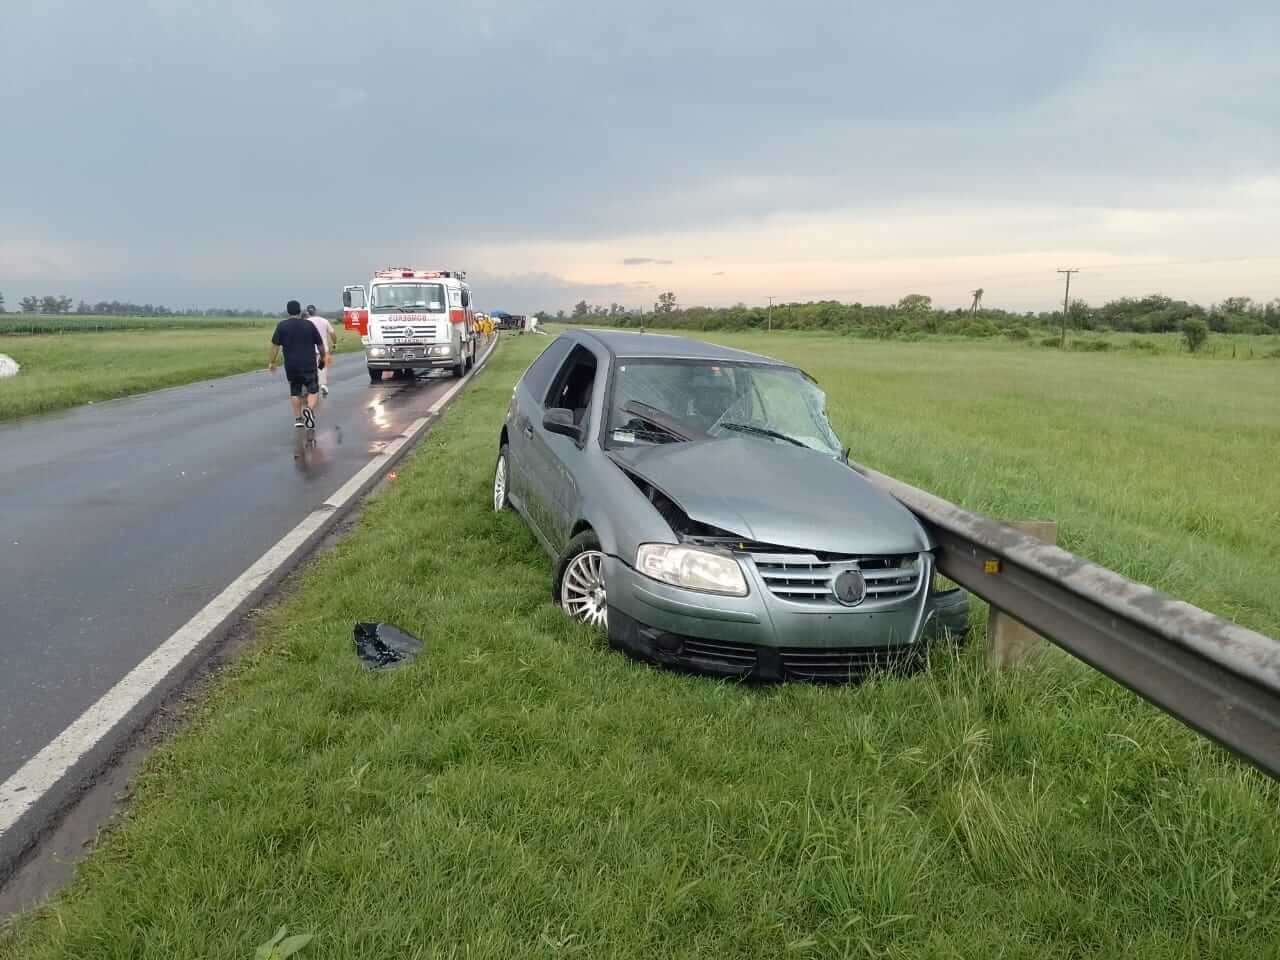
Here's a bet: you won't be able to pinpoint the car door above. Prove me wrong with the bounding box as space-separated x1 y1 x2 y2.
508 337 572 525
533 344 601 552
342 284 368 337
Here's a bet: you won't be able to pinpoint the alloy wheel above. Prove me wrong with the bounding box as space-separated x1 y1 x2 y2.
560 550 608 628
493 455 508 511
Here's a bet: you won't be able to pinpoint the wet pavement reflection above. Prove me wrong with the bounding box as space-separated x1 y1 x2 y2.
0 353 459 784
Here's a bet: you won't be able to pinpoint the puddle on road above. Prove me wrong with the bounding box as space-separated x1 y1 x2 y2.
292 429 332 475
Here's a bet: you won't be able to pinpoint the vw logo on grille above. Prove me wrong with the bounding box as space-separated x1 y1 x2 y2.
832 569 867 606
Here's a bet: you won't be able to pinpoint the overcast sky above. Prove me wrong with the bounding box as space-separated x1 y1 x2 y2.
2 1 1277 313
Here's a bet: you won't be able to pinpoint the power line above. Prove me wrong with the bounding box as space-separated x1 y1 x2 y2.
1058 268 1079 347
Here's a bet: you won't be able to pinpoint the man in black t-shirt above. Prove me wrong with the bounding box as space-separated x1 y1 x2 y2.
268 300 329 429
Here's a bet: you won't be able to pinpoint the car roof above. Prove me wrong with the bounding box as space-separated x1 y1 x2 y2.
567 328 792 367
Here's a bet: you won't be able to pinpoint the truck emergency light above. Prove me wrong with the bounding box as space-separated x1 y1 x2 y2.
373 268 467 281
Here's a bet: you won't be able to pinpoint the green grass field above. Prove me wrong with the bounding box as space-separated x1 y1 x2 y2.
0 315 276 335
0 324 360 423
3 333 1278 959
672 329 1280 640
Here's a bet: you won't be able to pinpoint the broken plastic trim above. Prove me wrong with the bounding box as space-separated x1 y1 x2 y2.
353 622 423 670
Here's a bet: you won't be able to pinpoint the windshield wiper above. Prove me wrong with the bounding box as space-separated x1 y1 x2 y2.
621 401 703 442
716 421 809 449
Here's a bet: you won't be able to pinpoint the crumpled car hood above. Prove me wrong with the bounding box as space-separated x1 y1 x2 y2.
609 437 931 556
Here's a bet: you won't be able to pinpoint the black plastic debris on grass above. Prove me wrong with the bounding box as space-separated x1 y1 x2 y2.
353 622 423 670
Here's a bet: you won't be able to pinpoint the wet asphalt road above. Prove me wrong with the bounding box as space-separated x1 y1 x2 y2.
0 354 456 784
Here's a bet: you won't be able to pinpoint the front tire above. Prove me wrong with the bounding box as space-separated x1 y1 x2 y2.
553 531 608 630
368 367 384 383
493 445 512 512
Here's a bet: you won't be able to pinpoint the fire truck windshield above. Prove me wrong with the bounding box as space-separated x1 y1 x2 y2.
370 283 447 313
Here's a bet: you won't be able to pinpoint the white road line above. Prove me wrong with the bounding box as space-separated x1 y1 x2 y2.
320 417 429 509
0 337 497 839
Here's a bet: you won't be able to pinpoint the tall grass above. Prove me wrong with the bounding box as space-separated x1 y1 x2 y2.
3 333 1277 959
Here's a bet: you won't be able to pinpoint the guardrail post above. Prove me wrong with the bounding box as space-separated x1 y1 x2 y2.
986 520 1058 670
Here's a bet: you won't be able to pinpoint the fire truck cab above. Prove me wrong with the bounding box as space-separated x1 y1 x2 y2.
342 268 477 383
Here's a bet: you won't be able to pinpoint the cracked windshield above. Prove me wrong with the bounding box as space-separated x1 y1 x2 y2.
607 360 841 455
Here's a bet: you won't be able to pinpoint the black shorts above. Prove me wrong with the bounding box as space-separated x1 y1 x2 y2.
286 369 319 397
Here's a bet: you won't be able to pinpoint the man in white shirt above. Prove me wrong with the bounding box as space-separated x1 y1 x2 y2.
306 305 336 396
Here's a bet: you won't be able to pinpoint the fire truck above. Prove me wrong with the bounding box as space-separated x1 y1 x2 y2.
342 268 477 383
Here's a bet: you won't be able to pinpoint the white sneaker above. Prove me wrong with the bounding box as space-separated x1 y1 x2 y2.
320 385 329 397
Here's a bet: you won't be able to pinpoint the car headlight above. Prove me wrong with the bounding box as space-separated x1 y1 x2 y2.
636 543 748 596
430 344 452 357
368 346 387 358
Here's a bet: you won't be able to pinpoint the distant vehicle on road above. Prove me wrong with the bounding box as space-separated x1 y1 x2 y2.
494 329 968 681
491 311 528 333
343 268 478 383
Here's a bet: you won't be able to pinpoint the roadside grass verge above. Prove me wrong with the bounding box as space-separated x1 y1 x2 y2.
3 333 1278 959
0 328 360 423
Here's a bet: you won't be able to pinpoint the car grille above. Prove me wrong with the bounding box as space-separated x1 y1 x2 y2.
748 550 923 607
378 323 439 339
678 637 758 673
778 645 920 681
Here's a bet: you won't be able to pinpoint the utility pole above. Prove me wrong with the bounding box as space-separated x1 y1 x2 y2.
1057 269 1079 347
767 296 774 333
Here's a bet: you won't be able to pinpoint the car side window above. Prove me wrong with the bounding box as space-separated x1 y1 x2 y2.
544 346 598 427
520 338 573 400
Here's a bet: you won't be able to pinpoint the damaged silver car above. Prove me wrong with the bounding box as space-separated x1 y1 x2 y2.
494 329 968 681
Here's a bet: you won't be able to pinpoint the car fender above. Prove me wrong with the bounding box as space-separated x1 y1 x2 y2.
573 458 678 566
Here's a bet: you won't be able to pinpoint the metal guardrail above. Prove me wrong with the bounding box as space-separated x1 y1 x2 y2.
850 461 1280 780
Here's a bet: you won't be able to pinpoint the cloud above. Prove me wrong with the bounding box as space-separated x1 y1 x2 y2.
0 0 1276 310
334 87 368 109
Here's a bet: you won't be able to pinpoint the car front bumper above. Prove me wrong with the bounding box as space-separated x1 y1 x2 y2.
603 554 968 682
365 345 457 369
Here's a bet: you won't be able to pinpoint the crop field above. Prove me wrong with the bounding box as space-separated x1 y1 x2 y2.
0 323 359 423
0 315 277 335
3 332 1277 959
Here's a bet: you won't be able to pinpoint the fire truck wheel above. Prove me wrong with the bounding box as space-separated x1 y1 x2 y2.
452 358 466 378
368 367 384 384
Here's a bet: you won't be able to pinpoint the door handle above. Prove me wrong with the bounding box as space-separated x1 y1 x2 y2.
522 422 534 438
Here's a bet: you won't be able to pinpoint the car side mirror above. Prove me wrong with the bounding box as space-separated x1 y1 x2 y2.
543 408 583 443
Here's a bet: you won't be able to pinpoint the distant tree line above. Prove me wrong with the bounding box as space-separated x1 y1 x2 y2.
0 293 266 317
545 292 1280 339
